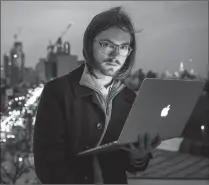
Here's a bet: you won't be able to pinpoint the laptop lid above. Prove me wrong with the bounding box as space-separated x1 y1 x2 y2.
117 78 206 144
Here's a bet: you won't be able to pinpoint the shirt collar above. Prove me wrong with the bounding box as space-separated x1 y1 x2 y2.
72 64 125 99
79 64 113 94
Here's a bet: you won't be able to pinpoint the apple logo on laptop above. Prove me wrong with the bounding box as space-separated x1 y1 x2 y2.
161 105 170 117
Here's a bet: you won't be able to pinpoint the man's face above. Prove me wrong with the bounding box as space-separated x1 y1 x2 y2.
92 26 131 77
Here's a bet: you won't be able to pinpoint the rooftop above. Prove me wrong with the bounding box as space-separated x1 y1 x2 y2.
128 149 209 179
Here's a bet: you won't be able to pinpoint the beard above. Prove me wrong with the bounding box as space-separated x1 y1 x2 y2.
100 67 116 76
90 58 122 77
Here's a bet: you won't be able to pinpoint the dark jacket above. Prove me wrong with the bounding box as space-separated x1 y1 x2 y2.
33 65 151 184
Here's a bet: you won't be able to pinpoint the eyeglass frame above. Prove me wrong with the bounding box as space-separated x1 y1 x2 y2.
94 39 133 57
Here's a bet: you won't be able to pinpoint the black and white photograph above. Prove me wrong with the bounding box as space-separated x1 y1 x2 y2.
1 1 209 184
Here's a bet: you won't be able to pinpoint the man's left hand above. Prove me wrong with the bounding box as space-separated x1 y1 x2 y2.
121 133 161 160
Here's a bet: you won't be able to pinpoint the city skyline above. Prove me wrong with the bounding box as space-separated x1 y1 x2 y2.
1 1 208 78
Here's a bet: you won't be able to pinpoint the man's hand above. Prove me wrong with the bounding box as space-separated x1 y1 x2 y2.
121 133 161 160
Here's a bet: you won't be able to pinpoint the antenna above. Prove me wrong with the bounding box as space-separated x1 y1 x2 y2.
13 27 22 42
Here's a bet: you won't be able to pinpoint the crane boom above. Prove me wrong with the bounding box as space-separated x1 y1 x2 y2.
54 23 72 47
47 23 72 53
60 23 72 38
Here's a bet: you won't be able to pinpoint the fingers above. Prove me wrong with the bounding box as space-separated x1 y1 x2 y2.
121 133 162 152
121 147 131 152
138 133 152 151
145 133 152 151
129 143 135 150
138 135 144 150
151 133 162 149
121 143 135 152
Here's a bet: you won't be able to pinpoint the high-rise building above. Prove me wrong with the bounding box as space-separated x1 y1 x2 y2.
24 67 37 86
1 63 5 79
10 41 25 86
3 53 11 85
3 42 25 87
0 76 7 113
35 58 47 83
56 54 78 78
45 41 78 80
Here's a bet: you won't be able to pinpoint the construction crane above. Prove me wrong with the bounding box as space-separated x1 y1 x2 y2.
47 23 72 53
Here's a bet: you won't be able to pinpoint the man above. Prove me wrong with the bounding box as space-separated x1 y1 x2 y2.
33 7 161 184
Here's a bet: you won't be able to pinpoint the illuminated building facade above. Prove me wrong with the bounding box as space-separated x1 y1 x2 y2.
3 42 25 87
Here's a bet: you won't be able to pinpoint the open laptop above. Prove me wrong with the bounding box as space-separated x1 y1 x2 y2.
77 78 206 156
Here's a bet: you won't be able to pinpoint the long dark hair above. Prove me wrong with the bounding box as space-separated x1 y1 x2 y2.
83 6 136 80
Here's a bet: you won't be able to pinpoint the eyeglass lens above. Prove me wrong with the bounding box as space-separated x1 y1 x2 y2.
100 41 131 56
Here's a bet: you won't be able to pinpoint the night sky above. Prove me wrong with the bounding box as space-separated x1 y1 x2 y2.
1 1 208 77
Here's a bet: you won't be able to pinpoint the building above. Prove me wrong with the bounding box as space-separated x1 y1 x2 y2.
3 41 25 87
3 52 11 85
1 63 5 79
56 54 78 78
35 58 47 83
1 54 10 112
208 63 209 81
10 42 25 86
45 41 78 80
0 78 7 113
23 67 37 86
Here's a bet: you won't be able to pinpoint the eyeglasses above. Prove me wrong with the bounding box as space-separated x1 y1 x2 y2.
96 39 133 57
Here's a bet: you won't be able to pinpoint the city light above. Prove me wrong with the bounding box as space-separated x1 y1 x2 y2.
32 117 36 126
1 132 6 139
27 110 33 114
174 71 180 78
15 118 24 127
165 70 172 78
190 68 194 75
180 62 184 72
5 125 10 132
14 54 18 58
14 110 21 116
28 89 33 94
19 157 23 162
25 86 43 107
1 85 43 134
7 134 15 139
201 125 205 130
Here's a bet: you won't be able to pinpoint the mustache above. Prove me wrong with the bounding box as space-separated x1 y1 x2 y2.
105 58 121 65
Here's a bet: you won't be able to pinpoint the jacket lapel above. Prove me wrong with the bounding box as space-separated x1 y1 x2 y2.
68 64 95 98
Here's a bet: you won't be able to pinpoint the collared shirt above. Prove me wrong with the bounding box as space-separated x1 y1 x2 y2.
79 64 125 184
